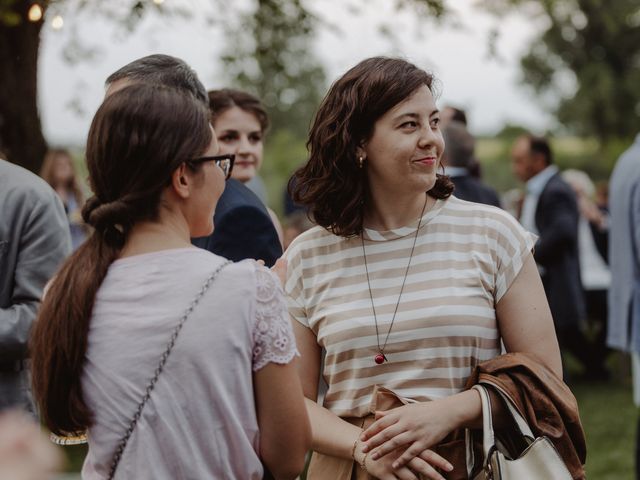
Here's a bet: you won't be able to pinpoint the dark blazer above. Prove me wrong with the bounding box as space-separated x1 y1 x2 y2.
534 173 585 329
192 179 282 267
450 174 501 208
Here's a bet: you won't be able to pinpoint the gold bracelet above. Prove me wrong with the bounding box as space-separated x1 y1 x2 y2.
350 438 359 460
360 451 369 473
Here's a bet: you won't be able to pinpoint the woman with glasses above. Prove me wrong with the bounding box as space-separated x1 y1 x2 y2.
208 88 284 245
284 57 563 479
30 83 310 479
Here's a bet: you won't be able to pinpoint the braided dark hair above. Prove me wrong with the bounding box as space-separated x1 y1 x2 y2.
31 83 212 435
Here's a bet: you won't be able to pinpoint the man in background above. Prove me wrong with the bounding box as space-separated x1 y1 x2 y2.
606 133 640 476
511 134 589 377
441 121 501 207
105 55 282 266
0 157 71 413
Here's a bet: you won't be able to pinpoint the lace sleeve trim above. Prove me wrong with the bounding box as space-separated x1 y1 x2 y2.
252 263 298 372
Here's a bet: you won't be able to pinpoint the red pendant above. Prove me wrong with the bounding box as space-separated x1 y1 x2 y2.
374 353 386 364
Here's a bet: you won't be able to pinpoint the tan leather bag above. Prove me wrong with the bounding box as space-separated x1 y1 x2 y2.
468 384 573 480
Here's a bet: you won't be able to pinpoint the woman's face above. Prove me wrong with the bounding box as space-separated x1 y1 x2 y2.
359 85 444 198
188 128 226 237
213 106 263 183
52 155 74 184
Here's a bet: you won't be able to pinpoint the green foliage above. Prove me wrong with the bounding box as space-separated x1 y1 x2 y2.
220 0 327 140
262 128 309 216
483 0 640 144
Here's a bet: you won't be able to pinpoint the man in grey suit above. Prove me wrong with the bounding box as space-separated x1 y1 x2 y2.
606 133 640 476
0 158 71 413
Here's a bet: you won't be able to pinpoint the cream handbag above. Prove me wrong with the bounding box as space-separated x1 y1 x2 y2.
467 383 573 479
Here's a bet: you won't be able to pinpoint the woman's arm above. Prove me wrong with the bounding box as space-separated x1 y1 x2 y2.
293 321 362 457
497 252 562 376
360 252 562 467
254 358 311 480
294 322 451 480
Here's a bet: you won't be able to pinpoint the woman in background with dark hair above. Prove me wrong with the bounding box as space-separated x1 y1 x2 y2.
30 84 310 479
40 148 88 249
284 57 561 479
208 88 284 244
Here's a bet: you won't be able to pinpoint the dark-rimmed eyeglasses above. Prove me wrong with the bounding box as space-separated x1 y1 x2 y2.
187 154 235 180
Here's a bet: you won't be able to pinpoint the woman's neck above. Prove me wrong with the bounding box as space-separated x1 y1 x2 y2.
119 210 192 259
363 191 434 231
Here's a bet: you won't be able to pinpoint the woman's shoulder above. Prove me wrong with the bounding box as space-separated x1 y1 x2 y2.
284 225 344 257
440 196 529 239
442 196 518 223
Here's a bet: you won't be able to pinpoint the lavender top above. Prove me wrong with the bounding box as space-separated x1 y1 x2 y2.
80 248 296 479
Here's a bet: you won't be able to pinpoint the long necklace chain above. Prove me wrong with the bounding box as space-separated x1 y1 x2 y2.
361 194 429 365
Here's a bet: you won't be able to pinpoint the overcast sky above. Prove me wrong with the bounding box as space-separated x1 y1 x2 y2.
38 0 554 146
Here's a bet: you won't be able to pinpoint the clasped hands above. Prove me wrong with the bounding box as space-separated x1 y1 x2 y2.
356 400 455 480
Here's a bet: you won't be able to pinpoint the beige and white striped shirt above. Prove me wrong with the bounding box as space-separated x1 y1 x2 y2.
284 196 535 418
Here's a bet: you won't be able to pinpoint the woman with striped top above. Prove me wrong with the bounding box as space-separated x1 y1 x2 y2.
284 57 562 479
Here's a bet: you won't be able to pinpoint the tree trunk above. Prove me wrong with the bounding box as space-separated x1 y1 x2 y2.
0 0 47 173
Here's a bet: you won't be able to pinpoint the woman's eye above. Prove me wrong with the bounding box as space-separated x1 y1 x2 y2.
219 134 237 142
430 118 441 128
401 121 418 129
249 134 263 143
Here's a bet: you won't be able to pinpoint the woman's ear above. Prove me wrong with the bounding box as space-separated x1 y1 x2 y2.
170 163 191 199
356 140 367 161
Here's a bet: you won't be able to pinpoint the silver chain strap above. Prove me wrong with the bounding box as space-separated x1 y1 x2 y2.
107 260 231 479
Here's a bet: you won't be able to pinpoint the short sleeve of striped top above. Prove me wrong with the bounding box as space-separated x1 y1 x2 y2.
283 196 536 418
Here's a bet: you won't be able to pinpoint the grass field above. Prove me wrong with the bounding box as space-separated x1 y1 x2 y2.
572 379 637 479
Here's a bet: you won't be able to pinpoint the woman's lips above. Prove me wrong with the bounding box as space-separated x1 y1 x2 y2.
235 161 255 168
413 157 437 166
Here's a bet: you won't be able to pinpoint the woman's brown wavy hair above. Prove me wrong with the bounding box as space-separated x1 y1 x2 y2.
290 57 453 237
30 83 212 436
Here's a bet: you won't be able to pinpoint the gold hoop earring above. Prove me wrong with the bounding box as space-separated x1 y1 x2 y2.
358 156 364 169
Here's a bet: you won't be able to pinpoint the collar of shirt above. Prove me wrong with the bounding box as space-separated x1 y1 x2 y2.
526 165 558 196
444 166 469 177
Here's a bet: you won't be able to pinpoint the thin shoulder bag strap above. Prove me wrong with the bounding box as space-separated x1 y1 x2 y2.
107 260 232 480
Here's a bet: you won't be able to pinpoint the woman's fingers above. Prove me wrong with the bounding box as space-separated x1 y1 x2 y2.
371 431 415 460
362 421 404 452
418 449 453 472
361 411 399 441
374 409 390 420
394 466 420 480
388 439 427 467
407 456 447 480
270 257 287 286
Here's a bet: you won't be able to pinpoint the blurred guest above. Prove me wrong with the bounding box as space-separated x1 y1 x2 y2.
40 148 88 250
207 89 284 247
563 169 611 379
441 106 482 179
441 121 501 207
30 84 310 479
0 410 63 480
440 105 467 126
511 134 588 377
606 133 640 475
104 55 283 266
0 158 70 414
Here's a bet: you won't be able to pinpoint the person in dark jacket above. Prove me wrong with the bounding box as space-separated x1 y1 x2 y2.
511 134 589 377
104 55 282 266
441 121 501 208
